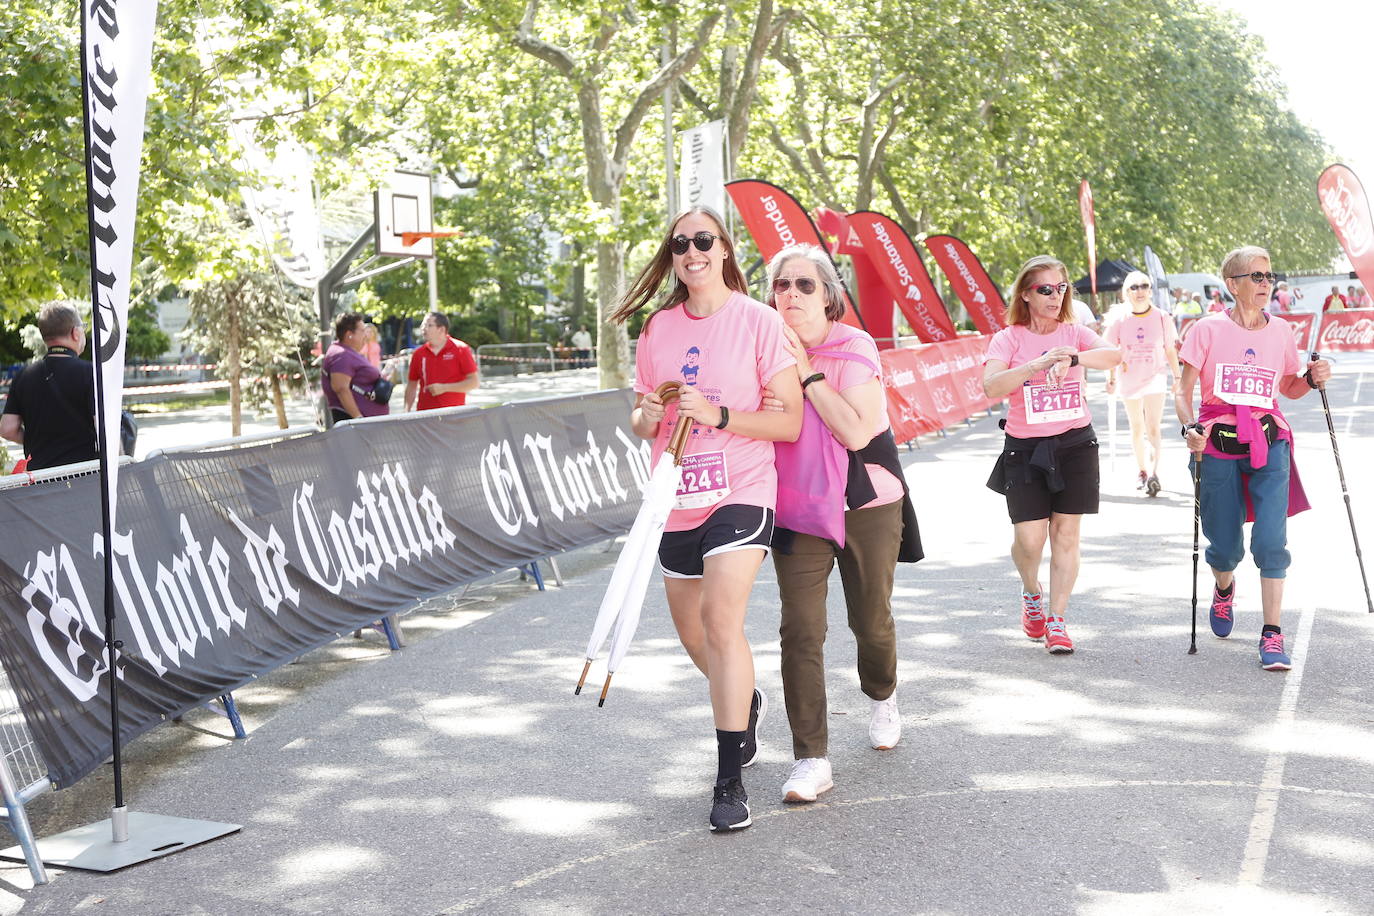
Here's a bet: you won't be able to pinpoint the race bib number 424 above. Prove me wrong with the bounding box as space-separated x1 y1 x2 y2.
675 451 730 510
1023 380 1086 424
1213 363 1276 408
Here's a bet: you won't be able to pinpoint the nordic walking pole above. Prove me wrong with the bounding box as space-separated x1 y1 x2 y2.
1310 352 1374 613
1188 441 1203 654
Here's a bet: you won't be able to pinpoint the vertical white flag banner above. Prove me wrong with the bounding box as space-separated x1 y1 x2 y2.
1143 245 1171 312
678 120 726 216
81 0 160 522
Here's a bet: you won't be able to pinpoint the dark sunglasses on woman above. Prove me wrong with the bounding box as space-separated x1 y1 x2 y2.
1128 283 1151 292
772 276 818 295
1227 271 1278 285
669 231 720 255
1033 282 1069 296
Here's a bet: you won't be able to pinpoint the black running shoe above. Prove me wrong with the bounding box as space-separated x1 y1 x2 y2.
741 688 767 768
709 778 752 832
1146 474 1161 497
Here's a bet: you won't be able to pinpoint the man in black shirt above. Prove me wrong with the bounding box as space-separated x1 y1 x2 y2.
1 303 98 470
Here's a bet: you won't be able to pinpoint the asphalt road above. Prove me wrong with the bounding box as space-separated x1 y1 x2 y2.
1 358 1371 915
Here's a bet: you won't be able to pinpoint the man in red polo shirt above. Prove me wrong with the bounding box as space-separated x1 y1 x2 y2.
406 311 479 411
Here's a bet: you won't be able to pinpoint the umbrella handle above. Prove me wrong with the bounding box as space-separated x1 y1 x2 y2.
654 380 696 465
575 658 592 695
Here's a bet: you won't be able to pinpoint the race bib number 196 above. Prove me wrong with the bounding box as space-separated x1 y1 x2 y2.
1213 363 1276 408
675 451 730 510
1023 380 1086 424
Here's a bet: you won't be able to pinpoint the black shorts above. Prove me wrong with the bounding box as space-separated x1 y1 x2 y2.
993 433 1100 523
658 505 774 579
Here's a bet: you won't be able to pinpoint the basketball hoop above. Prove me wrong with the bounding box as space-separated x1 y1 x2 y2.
400 230 463 248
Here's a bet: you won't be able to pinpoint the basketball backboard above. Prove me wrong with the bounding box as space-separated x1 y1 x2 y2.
374 170 434 259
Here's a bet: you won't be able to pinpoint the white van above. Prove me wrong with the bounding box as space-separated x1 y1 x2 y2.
1170 272 1233 306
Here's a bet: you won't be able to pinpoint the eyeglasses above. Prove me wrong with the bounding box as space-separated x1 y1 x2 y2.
1032 282 1068 296
772 276 818 295
669 231 720 255
1228 271 1277 285
1128 283 1151 292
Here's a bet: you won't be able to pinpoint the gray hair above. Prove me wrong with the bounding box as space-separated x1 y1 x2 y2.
1220 245 1269 281
37 303 82 342
765 244 847 321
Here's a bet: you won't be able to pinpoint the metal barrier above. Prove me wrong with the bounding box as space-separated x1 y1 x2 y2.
0 666 51 884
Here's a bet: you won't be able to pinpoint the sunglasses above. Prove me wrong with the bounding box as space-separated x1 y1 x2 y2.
1228 271 1278 285
772 276 818 295
669 231 720 255
1032 282 1069 296
1128 283 1151 292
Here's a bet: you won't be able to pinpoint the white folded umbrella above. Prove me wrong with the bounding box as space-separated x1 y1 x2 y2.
576 381 694 705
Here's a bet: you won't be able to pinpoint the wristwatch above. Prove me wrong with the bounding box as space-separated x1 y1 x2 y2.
1069 354 1080 367
1180 423 1201 439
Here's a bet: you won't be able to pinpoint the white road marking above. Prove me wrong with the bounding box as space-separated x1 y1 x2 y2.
1237 605 1315 886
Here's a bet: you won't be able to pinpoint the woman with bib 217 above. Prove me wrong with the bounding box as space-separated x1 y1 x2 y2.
614 208 802 832
983 256 1122 653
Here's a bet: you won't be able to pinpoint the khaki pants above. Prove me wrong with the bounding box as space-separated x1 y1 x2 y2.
774 498 902 759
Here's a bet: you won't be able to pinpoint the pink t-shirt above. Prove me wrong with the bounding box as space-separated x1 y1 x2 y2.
985 322 1106 438
808 325 903 509
634 292 796 531
1179 312 1300 412
1105 306 1178 399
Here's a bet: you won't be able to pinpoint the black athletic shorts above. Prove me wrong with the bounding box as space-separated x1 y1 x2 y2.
658 505 774 579
991 431 1100 523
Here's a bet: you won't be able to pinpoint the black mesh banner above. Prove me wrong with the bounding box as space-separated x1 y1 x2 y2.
0 390 644 789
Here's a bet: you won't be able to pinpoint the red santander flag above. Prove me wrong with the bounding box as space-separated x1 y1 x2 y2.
1079 179 1097 296
923 234 1006 334
726 179 865 330
846 211 957 343
1317 164 1374 303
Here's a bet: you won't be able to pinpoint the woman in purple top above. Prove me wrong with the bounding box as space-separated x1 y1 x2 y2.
323 312 388 425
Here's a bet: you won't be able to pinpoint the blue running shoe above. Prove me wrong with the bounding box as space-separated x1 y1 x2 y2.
1209 585 1235 638
1259 632 1291 671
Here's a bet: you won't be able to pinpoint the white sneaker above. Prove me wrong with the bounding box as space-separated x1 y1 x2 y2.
781 757 833 803
869 693 902 750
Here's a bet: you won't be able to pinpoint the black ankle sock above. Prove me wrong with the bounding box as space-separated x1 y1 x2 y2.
1217 582 1234 598
1262 624 1281 636
716 729 746 783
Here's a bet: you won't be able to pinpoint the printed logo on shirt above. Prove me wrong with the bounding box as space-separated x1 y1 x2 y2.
681 346 702 385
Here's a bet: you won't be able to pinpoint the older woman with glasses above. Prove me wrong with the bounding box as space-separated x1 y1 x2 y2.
756 244 922 804
1176 246 1331 670
1105 270 1182 496
983 256 1121 654
614 207 802 832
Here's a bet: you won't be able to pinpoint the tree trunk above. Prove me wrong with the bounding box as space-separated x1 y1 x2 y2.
596 239 629 388
271 372 288 429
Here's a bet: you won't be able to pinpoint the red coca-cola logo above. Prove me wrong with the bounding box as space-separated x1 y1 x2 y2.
1320 317 1374 348
1321 174 1373 258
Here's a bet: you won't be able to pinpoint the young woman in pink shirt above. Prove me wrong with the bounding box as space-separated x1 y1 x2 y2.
614 208 802 831
983 256 1122 653
1105 270 1182 496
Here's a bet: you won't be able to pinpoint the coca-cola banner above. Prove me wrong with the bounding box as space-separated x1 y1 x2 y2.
847 211 958 343
923 235 1007 335
1317 308 1374 352
0 391 647 789
1317 164 1374 296
726 179 865 330
879 336 998 444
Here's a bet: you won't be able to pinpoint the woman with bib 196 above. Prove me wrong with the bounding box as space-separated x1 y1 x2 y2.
1176 246 1330 670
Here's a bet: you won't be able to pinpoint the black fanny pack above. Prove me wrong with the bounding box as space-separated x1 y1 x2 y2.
1209 413 1279 455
